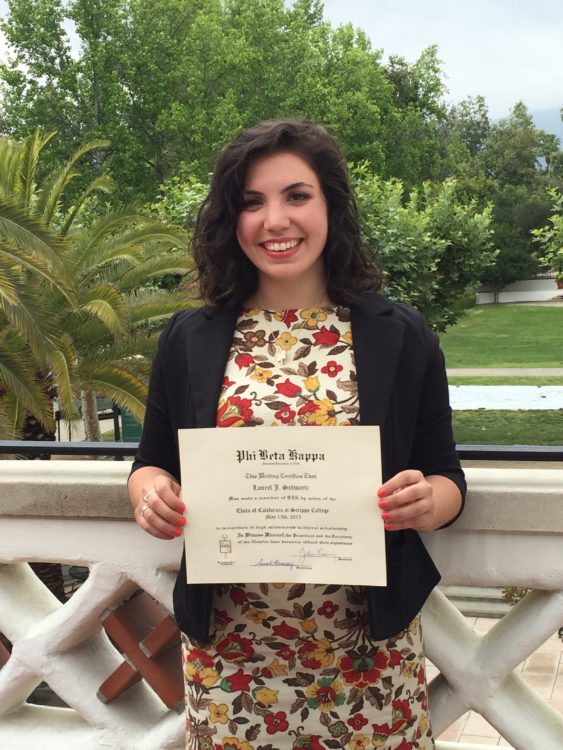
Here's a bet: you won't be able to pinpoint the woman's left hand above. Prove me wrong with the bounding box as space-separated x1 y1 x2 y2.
377 470 437 532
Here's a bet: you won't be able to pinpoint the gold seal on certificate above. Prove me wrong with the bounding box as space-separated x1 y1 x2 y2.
178 426 385 586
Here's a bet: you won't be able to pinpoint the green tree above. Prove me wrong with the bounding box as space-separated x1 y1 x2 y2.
0 130 193 440
352 165 495 330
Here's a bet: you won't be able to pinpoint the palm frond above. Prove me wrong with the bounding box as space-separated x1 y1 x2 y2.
47 336 80 421
0 201 74 291
0 392 27 439
125 293 197 326
0 137 23 197
116 254 193 292
0 333 54 427
17 129 58 211
74 205 147 260
37 138 111 224
78 362 147 422
80 298 125 335
61 175 115 236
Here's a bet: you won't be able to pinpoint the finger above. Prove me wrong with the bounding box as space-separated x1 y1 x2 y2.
138 500 185 538
377 469 423 501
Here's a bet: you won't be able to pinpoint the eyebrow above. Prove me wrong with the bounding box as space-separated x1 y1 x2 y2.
242 181 315 195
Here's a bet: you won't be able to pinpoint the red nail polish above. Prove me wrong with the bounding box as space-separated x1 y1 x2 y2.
173 528 182 537
179 503 186 513
381 512 391 521
377 488 385 498
384 523 394 531
378 499 387 510
177 517 186 527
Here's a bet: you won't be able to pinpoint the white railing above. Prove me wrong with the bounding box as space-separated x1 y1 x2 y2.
0 461 562 750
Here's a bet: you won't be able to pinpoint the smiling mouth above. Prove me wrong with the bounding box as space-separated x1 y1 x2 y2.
261 239 301 252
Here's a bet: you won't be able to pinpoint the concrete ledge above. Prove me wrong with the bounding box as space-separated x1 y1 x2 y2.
1 462 562 533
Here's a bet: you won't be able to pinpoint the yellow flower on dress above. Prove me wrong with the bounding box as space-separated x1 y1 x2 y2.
301 617 318 634
418 712 429 736
252 686 279 707
184 662 220 688
409 615 420 636
208 702 229 724
273 582 285 588
222 737 255 750
250 367 273 384
303 376 320 392
401 660 417 679
348 734 370 750
267 657 288 676
300 308 328 329
309 638 335 667
243 308 260 317
304 399 337 426
276 331 298 350
342 329 353 346
246 606 267 624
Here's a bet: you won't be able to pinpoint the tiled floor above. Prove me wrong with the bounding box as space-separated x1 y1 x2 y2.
426 616 563 747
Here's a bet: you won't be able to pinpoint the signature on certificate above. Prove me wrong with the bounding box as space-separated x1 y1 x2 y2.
251 558 313 571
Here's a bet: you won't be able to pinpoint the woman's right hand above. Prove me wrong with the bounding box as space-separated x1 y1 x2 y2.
135 474 185 540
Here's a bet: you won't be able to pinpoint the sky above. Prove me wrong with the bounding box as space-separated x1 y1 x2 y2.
320 0 563 119
0 0 562 121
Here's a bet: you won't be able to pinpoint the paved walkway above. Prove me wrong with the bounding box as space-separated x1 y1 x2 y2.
427 616 563 747
449 384 563 409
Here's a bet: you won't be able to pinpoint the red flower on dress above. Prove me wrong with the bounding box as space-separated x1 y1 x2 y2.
297 402 318 416
220 667 253 693
417 664 426 685
272 621 299 639
347 714 369 731
317 600 339 618
293 736 324 750
229 586 247 605
389 649 403 667
297 641 322 669
215 633 255 662
339 649 390 688
313 326 340 346
275 405 296 424
275 645 295 661
216 396 253 427
235 352 254 369
213 608 233 629
275 379 301 397
265 711 289 734
281 310 298 327
242 329 267 349
222 376 235 388
320 360 343 378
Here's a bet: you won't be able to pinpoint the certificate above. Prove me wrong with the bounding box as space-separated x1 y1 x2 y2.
178 426 385 586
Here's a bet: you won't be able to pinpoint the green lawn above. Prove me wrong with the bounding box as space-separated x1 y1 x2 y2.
448 376 563 385
440 305 563 368
453 410 563 445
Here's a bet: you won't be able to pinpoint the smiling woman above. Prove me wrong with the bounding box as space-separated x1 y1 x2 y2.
127 118 466 750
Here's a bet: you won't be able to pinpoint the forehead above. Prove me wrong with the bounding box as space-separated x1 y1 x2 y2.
244 150 320 189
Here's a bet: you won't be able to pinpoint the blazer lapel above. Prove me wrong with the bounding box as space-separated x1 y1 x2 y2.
186 306 238 428
352 294 405 428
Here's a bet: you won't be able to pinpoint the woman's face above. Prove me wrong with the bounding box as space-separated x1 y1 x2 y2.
236 151 328 293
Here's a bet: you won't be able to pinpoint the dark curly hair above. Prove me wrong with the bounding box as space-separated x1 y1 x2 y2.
192 118 381 307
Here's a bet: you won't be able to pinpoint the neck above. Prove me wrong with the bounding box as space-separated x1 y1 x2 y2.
249 278 331 311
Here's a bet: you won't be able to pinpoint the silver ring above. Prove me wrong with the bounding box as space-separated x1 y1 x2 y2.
141 502 149 517
143 489 157 502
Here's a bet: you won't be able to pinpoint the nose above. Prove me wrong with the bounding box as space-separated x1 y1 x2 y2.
263 200 290 231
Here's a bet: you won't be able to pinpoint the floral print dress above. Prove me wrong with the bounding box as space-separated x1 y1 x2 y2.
182 307 434 750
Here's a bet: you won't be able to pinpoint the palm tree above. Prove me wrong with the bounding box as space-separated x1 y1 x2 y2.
0 129 194 441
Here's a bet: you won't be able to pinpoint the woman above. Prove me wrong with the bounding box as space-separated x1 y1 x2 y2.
128 119 466 750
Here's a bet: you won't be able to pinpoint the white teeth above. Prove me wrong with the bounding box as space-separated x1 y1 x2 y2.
263 239 300 252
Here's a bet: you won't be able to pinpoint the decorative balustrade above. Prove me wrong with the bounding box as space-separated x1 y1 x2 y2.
0 460 562 750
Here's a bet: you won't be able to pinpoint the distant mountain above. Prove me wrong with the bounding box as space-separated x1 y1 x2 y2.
531 107 563 143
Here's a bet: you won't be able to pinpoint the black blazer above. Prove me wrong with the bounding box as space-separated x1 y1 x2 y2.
132 293 466 642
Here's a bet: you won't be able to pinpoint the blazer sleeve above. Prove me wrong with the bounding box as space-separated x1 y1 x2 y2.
409 327 466 526
130 313 182 482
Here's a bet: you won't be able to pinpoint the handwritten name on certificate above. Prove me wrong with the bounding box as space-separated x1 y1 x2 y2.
178 426 385 586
